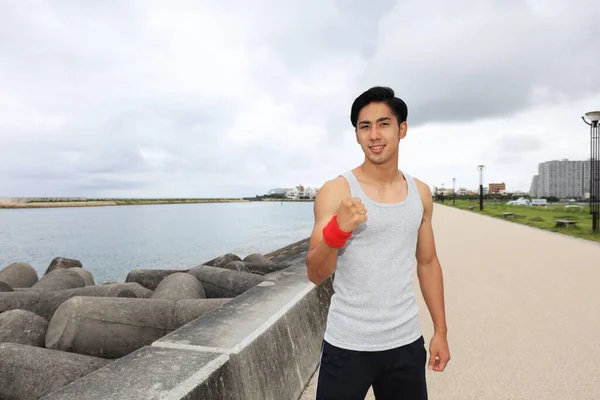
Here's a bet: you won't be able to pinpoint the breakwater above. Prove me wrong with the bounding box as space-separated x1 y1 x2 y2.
0 198 314 209
0 238 330 399
0 198 250 209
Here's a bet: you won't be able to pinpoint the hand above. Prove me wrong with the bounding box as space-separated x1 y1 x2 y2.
428 332 450 372
336 198 367 232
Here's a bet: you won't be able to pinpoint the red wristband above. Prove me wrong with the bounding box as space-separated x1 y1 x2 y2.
322 215 352 248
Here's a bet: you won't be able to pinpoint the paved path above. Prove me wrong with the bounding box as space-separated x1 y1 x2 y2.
300 203 600 399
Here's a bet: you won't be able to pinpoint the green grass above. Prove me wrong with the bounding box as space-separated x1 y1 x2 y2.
448 199 600 243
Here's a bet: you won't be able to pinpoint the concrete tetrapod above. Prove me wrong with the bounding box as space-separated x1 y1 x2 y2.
0 262 38 288
243 253 277 266
205 252 242 268
0 283 151 320
70 267 95 286
0 309 48 347
221 260 290 275
243 253 290 275
0 342 111 400
220 260 251 273
93 282 153 298
150 272 206 300
45 256 83 274
125 268 189 290
46 296 232 359
28 269 85 292
187 265 265 298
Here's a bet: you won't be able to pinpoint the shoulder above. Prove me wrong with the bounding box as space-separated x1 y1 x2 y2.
316 176 350 202
314 175 351 213
411 177 433 215
411 177 433 200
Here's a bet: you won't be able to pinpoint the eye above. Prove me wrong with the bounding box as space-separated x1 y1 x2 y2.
380 122 389 127
361 125 369 130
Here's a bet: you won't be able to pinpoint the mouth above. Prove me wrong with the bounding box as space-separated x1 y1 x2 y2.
369 144 385 154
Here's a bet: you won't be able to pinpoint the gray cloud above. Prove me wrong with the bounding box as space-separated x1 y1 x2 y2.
360 0 600 126
496 154 524 165
1 0 598 197
497 135 544 154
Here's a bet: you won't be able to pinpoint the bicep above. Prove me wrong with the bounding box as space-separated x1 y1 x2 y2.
416 187 438 265
416 214 437 265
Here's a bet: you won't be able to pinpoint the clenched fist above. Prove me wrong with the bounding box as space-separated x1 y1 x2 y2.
336 197 368 232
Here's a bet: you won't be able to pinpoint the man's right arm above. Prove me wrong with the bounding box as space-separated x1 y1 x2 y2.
305 178 344 286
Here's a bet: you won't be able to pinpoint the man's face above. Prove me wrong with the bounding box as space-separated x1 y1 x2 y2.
355 102 407 165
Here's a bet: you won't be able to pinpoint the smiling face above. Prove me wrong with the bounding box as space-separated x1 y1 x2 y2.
355 101 407 165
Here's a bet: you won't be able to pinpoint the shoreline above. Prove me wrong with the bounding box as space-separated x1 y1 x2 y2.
0 198 314 209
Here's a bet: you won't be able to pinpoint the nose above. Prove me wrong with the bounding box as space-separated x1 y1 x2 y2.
369 126 382 141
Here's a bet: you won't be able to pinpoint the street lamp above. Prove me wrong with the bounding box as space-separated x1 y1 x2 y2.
582 111 600 233
452 178 456 206
477 165 485 210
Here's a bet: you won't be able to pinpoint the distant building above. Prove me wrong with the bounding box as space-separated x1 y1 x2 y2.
529 175 539 197
489 182 506 194
282 184 319 200
303 187 318 198
529 159 591 198
267 188 289 196
285 188 300 199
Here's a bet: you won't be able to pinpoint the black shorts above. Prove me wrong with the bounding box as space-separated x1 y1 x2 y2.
316 336 428 400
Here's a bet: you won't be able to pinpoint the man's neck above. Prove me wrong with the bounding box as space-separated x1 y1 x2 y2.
358 160 401 187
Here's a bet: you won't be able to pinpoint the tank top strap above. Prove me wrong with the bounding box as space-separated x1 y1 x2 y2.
402 171 424 213
340 170 365 199
402 171 417 194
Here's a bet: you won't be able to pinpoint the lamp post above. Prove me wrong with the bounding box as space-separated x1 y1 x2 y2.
453 177 456 206
582 111 600 233
477 165 485 210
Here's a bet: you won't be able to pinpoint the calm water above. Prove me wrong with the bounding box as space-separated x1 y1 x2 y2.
0 202 314 284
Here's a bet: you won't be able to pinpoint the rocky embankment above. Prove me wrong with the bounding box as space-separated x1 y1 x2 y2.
0 252 289 400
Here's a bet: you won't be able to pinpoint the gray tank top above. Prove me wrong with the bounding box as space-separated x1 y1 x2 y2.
323 169 424 351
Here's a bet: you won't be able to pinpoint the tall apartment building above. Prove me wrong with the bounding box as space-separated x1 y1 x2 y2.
529 159 591 198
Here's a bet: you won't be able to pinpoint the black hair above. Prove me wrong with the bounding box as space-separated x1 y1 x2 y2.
350 86 408 128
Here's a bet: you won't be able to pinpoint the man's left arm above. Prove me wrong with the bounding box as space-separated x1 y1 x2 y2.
414 180 450 372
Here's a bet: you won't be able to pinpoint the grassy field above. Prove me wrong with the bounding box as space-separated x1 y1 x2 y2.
447 199 600 243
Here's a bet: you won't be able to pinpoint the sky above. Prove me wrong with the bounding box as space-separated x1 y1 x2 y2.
1 0 599 198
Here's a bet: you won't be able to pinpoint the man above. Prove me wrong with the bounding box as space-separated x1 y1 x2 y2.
305 86 450 399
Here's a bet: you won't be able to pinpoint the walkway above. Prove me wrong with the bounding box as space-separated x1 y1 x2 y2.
300 203 600 399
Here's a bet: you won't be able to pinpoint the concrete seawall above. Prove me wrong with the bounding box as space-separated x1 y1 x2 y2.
36 238 327 400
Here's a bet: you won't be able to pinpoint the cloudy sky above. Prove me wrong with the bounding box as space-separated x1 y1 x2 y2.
1 0 599 198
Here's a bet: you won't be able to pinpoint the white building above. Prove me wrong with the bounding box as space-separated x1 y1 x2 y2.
285 188 300 199
529 159 591 198
285 186 318 199
303 187 317 198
